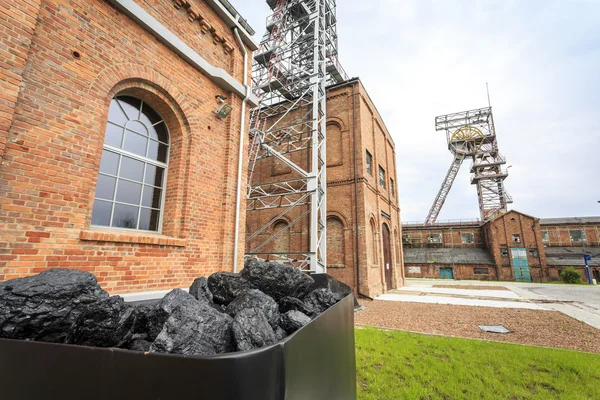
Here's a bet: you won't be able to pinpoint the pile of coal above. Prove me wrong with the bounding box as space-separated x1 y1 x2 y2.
0 261 351 356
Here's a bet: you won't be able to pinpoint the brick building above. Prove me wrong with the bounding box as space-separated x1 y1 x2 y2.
403 210 600 283
0 0 259 294
246 78 405 297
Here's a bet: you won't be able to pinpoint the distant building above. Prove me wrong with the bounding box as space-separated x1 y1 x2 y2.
402 210 600 283
246 79 405 297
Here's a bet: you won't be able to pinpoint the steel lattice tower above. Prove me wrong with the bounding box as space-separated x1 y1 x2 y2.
425 107 512 225
245 0 347 273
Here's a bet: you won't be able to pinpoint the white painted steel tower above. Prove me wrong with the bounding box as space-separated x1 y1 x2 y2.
245 0 347 273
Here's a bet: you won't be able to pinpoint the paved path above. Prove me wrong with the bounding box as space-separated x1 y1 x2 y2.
377 293 544 310
401 278 600 329
394 286 520 299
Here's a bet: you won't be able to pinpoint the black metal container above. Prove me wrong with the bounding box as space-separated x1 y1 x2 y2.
0 294 356 400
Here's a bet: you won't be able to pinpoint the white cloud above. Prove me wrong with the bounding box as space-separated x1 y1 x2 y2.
234 0 600 221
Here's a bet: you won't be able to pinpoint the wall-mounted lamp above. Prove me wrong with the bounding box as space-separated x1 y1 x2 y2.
215 95 232 119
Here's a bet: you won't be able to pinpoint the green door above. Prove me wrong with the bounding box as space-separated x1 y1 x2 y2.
511 248 531 282
440 268 454 279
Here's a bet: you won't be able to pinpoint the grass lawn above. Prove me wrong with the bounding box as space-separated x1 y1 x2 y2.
356 326 600 399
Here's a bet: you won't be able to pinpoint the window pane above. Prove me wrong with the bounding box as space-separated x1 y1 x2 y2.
542 231 549 242
116 180 142 205
117 96 141 120
127 120 148 135
95 175 117 200
120 156 145 182
140 102 163 126
147 140 168 162
105 123 124 148
108 100 128 126
142 186 161 208
99 150 119 175
112 203 139 229
123 130 148 157
144 165 165 187
139 208 160 231
91 200 112 226
153 121 169 143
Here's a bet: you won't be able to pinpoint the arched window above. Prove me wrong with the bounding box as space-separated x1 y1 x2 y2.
327 216 345 267
91 95 169 232
326 123 343 166
273 220 290 253
369 218 378 265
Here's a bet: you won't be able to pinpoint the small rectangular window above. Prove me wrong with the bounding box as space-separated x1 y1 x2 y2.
541 230 549 243
529 249 538 257
501 248 509 257
461 233 475 244
474 268 489 275
569 230 586 243
512 234 521 243
366 150 373 175
379 166 386 188
428 233 442 243
390 178 395 197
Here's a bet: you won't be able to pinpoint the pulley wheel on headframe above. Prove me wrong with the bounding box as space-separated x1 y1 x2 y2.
449 125 484 155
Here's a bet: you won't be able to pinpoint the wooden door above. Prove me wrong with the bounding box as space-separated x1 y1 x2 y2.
382 223 393 290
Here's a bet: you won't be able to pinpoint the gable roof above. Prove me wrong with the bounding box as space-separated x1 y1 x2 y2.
484 209 539 225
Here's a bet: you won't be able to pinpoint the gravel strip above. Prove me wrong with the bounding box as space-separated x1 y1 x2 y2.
432 285 510 291
355 299 600 353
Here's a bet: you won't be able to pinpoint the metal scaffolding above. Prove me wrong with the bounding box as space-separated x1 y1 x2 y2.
425 107 512 225
245 0 348 273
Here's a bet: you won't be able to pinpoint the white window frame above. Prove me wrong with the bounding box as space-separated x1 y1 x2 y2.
91 96 170 234
428 233 442 244
461 232 475 244
569 229 586 243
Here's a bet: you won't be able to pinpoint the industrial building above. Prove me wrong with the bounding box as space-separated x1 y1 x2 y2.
403 212 600 282
0 0 403 297
0 0 258 294
246 79 405 297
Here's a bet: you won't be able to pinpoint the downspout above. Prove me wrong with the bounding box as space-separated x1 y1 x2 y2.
233 27 251 273
352 81 373 300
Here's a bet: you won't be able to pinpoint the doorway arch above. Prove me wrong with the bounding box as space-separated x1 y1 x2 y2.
382 223 393 290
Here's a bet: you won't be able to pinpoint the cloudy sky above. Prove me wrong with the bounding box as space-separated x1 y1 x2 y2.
234 0 600 222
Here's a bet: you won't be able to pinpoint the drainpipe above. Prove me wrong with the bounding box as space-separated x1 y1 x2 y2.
232 27 251 273
352 81 373 300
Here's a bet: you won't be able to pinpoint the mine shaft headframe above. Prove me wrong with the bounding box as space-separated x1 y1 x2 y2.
425 106 511 225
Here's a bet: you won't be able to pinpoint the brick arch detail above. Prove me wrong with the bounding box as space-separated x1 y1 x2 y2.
91 63 193 135
272 217 291 230
326 116 346 132
326 211 348 228
86 64 195 237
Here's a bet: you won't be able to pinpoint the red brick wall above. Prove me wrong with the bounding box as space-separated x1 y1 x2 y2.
404 264 499 280
547 266 600 282
541 224 600 247
0 0 252 293
402 226 484 248
245 80 405 297
0 0 42 159
484 211 547 274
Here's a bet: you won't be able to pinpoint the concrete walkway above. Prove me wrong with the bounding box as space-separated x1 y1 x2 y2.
394 286 520 299
377 293 544 310
397 278 600 329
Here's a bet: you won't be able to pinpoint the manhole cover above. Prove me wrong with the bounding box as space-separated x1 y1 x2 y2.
478 325 511 333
